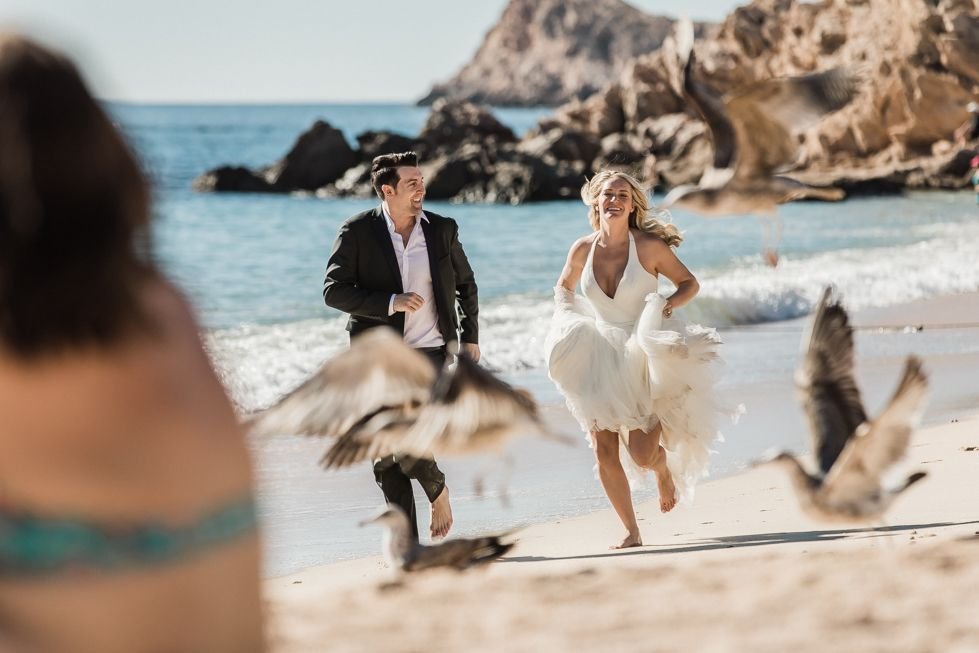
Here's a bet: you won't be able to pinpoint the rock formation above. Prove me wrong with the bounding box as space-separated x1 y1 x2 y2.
541 0 979 192
418 0 710 107
194 0 979 201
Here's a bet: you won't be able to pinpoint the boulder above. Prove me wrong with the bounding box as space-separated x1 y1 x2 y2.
517 127 602 165
355 131 418 161
191 166 274 193
264 120 358 191
418 99 518 149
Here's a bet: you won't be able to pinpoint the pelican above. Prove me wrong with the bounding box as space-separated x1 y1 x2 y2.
763 287 929 522
664 18 862 266
360 505 515 573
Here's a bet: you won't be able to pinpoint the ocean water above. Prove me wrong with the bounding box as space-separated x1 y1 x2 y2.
112 103 979 576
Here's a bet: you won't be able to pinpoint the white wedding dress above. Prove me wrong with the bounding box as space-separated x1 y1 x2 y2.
545 232 733 501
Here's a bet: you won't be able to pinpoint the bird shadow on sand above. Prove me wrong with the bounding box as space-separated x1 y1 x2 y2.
500 520 979 564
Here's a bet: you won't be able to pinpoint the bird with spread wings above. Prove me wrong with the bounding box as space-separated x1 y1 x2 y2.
663 17 863 266
248 328 568 469
762 287 929 523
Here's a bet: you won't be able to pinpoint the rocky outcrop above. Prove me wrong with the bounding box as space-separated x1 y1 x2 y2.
194 0 979 202
191 166 274 193
263 121 358 191
418 0 711 107
539 0 979 192
192 100 584 203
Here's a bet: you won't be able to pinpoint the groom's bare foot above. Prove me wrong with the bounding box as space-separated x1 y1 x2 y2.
611 532 643 550
657 470 677 513
430 487 453 539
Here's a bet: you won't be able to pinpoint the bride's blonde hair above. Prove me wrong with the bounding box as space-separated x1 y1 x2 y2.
581 170 683 247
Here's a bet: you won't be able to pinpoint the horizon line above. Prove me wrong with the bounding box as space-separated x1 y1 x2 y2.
102 98 559 109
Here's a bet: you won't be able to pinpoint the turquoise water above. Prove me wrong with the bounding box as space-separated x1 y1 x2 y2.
111 103 979 576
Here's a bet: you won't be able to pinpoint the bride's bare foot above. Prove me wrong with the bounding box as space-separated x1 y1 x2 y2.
611 532 643 550
657 469 677 513
430 487 453 539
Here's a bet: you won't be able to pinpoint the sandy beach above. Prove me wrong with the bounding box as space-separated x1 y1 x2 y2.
263 294 979 653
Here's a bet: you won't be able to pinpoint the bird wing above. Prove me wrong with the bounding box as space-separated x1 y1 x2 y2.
396 354 570 458
246 328 435 438
795 287 868 475
318 405 420 469
726 67 862 180
675 16 737 174
823 356 928 500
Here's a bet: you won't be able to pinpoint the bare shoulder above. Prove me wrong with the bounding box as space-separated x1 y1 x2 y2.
632 229 673 257
568 233 597 262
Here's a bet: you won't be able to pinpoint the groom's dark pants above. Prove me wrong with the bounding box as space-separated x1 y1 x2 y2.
372 346 448 541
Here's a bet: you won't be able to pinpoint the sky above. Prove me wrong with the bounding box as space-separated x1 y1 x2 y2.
0 0 745 103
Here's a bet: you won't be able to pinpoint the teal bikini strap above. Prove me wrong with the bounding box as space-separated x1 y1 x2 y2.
0 496 257 576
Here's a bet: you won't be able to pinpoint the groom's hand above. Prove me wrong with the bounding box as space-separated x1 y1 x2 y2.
393 292 425 313
461 343 480 362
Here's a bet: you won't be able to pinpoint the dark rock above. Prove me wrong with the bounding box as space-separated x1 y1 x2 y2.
422 145 493 200
418 99 518 149
191 166 274 193
355 131 417 161
264 120 358 191
592 132 646 171
517 128 601 165
321 162 375 198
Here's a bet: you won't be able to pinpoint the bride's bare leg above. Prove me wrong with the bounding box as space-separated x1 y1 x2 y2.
593 430 642 549
626 424 677 513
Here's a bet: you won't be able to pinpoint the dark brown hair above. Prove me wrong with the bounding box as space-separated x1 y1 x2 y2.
370 151 418 199
0 35 156 357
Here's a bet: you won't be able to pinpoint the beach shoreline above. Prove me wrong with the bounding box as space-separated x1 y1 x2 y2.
265 412 979 652
254 290 979 577
262 291 979 652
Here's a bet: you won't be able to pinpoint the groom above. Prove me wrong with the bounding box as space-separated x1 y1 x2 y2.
322 151 480 541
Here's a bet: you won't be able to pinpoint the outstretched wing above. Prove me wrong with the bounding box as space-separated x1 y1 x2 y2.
821 357 928 504
247 328 435 438
795 287 868 475
675 16 737 176
397 354 571 457
319 404 420 469
726 67 862 180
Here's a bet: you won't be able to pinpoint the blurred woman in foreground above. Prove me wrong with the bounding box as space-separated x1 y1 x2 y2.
0 34 264 652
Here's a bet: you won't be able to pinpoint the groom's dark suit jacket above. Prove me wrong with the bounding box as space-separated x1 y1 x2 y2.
322 207 479 344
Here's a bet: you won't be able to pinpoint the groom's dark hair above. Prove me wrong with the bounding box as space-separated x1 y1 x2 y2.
370 151 419 199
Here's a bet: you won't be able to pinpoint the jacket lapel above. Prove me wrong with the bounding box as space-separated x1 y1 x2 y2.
370 207 404 293
420 213 445 301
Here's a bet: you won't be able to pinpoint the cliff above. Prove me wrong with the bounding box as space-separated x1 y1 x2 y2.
418 0 710 107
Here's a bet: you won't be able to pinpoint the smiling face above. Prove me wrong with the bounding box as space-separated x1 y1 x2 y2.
598 177 634 225
384 166 425 216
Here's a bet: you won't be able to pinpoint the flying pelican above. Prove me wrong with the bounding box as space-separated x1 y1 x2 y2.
663 18 862 266
360 505 515 573
248 328 567 467
763 287 929 522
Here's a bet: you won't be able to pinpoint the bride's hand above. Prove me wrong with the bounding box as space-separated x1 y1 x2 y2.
662 301 673 318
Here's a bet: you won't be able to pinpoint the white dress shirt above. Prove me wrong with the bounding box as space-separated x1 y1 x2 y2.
382 206 445 349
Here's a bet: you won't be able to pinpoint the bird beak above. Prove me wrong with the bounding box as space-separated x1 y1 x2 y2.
358 515 379 528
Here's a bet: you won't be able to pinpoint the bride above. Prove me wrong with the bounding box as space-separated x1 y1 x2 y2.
546 170 730 549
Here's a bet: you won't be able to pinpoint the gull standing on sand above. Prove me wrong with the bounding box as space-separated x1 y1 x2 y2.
360 505 515 573
763 287 929 522
663 17 862 266
249 328 566 465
